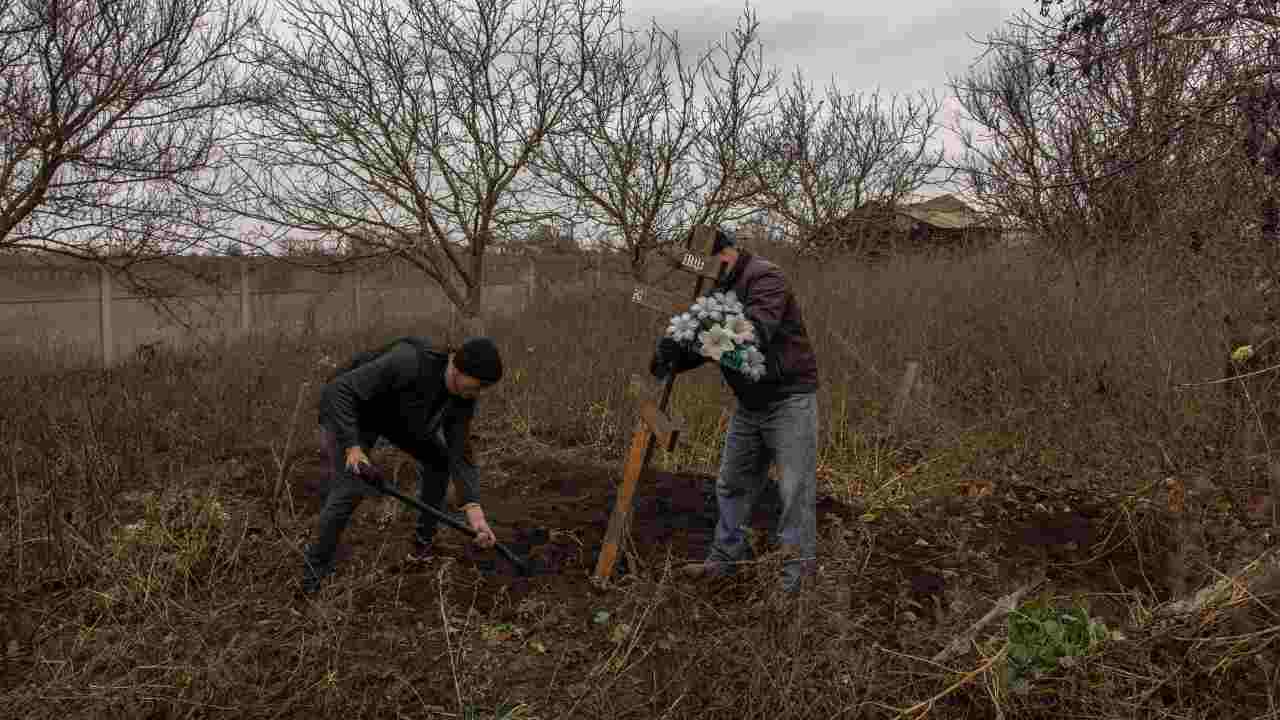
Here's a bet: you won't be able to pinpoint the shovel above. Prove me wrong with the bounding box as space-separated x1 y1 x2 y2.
357 466 531 576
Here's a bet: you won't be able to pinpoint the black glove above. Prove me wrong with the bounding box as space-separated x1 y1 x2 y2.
649 337 682 379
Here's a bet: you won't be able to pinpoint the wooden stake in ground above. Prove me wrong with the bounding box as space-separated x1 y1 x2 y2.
591 226 725 584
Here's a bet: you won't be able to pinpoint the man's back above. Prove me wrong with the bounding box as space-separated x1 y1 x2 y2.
319 339 471 458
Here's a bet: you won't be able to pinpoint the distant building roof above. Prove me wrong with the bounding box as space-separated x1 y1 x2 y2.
898 194 999 231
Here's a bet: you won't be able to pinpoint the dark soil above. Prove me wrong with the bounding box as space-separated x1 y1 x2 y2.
13 442 1260 718
288 445 1180 643
291 449 853 615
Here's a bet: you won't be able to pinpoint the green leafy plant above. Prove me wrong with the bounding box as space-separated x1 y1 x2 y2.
1005 601 1108 688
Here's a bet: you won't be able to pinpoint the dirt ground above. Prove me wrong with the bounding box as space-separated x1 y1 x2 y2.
14 435 1270 718
290 445 845 616
260 440 1192 713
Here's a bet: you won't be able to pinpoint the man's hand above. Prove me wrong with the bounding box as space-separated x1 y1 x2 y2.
345 446 371 475
464 504 496 548
650 337 681 379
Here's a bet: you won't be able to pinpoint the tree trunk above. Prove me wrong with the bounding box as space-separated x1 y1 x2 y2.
461 282 486 337
630 255 647 283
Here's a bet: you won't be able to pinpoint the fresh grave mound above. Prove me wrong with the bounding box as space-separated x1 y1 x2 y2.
290 450 855 600
472 457 855 580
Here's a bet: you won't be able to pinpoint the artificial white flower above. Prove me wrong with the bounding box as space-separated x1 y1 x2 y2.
703 296 725 322
690 297 713 321
666 313 700 343
699 324 737 361
742 346 766 381
707 290 741 314
725 314 755 344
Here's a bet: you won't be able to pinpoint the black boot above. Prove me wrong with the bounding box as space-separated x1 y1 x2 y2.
408 531 435 562
300 546 332 596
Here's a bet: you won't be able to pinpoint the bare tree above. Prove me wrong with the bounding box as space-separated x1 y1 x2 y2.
685 7 780 231
751 70 947 257
233 0 625 334
1033 0 1278 89
950 35 1059 240
530 18 704 279
530 5 778 280
951 3 1272 263
0 0 261 261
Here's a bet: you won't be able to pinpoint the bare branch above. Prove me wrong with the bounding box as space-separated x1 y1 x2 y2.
950 1 1276 260
752 70 948 255
0 0 262 259
686 5 779 228
530 17 708 277
232 0 625 329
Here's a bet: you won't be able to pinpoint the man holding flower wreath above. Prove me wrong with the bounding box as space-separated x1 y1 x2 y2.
650 227 821 594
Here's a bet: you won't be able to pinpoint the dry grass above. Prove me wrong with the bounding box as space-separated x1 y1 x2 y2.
2 240 1277 718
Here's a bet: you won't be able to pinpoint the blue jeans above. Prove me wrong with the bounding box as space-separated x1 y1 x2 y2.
705 392 819 592
302 426 450 591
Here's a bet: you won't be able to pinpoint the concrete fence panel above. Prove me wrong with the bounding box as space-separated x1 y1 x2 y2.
0 252 619 368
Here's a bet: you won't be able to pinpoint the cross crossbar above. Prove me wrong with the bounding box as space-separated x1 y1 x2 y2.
630 284 689 318
637 393 683 451
592 225 726 584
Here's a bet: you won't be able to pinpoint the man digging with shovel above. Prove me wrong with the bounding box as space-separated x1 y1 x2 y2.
301 336 504 596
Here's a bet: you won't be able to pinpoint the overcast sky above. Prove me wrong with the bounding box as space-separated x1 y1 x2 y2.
622 0 1036 165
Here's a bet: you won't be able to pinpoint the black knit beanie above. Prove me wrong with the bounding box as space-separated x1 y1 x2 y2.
455 336 503 384
711 227 737 255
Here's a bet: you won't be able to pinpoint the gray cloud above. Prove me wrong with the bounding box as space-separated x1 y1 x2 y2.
621 1 1029 161
623 1 1025 96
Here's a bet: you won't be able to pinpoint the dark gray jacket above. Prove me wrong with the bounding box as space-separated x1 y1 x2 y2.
318 340 481 506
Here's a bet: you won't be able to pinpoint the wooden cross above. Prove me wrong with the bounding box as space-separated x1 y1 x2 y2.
592 225 728 583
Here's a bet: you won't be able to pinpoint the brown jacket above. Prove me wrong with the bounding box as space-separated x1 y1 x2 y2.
671 251 820 409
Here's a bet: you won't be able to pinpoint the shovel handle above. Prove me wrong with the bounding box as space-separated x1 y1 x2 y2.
378 483 476 536
373 479 531 575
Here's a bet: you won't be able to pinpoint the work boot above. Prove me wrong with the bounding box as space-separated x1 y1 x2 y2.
300 556 331 597
299 575 322 597
679 560 731 581
407 533 435 563
774 544 816 595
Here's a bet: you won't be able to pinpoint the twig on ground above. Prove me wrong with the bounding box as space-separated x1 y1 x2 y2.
437 565 465 717
858 644 1011 720
1173 362 1280 390
271 380 310 529
933 577 1044 665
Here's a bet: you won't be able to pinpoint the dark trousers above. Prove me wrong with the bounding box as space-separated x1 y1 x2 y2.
302 425 450 588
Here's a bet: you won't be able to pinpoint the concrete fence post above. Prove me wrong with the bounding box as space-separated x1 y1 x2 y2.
525 258 537 311
353 267 363 328
240 257 251 336
99 263 114 368
888 360 922 436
